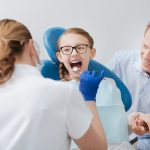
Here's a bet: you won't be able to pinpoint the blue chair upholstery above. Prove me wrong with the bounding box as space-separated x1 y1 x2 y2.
41 27 132 111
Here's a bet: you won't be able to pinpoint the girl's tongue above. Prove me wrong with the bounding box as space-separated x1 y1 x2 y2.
73 66 79 71
70 61 82 72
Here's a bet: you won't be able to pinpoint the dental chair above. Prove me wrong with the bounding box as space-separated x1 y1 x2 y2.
41 27 132 112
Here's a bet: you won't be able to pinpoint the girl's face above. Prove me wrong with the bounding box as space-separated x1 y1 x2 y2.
56 33 96 80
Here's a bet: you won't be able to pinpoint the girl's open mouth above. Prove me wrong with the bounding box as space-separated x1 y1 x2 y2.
70 60 82 72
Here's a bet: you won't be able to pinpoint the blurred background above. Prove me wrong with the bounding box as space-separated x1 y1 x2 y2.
1 0 150 64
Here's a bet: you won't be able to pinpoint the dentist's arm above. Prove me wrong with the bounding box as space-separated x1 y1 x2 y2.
75 70 107 150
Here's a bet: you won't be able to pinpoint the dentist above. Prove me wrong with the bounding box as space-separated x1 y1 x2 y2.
0 19 107 150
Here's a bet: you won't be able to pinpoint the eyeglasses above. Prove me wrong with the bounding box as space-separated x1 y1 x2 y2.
60 44 89 55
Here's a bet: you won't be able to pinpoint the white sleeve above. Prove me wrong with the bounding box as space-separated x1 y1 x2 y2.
66 87 93 139
107 51 125 75
107 53 119 72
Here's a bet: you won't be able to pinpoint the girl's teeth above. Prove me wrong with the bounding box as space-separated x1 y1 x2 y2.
73 67 79 71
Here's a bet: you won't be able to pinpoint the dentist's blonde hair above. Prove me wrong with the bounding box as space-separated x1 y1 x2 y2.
0 19 32 84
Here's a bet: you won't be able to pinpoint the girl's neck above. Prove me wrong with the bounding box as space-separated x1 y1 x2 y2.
70 75 80 81
63 74 80 81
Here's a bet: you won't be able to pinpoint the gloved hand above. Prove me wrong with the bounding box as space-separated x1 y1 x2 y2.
79 70 104 101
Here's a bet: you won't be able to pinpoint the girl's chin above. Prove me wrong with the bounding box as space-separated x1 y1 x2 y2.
70 72 80 80
71 68 82 73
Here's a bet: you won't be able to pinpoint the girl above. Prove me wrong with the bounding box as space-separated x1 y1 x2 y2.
56 27 135 149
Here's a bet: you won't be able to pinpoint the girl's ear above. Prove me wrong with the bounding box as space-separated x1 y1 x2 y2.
56 51 62 62
90 48 96 59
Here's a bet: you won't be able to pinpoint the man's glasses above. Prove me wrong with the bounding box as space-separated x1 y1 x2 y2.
60 44 89 55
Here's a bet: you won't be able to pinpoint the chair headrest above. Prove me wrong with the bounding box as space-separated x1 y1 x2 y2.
43 27 66 63
42 27 132 111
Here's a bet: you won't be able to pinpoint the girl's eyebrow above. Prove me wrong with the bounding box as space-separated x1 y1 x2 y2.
71 43 89 46
60 43 88 47
75 43 88 45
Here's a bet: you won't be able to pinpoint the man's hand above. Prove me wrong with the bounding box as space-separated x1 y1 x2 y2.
129 112 150 135
138 114 150 133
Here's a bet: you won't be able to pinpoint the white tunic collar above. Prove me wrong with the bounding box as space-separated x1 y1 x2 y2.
12 64 41 78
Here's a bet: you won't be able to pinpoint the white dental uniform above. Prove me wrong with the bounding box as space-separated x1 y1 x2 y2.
108 50 150 115
0 64 92 150
108 50 150 150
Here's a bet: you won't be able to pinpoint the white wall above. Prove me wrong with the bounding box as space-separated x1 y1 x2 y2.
1 0 150 64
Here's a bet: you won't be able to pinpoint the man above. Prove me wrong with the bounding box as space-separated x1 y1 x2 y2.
108 22 150 149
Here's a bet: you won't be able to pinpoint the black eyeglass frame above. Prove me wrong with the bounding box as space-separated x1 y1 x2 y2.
60 44 89 55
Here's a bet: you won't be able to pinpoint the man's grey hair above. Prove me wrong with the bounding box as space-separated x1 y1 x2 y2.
144 21 150 35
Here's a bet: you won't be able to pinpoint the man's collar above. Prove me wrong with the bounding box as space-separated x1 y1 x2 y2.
133 50 141 71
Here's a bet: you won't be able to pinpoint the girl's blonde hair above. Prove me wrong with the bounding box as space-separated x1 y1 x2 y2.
0 19 32 84
57 27 94 81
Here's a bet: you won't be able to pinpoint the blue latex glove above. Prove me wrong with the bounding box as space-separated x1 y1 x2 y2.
79 70 104 101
